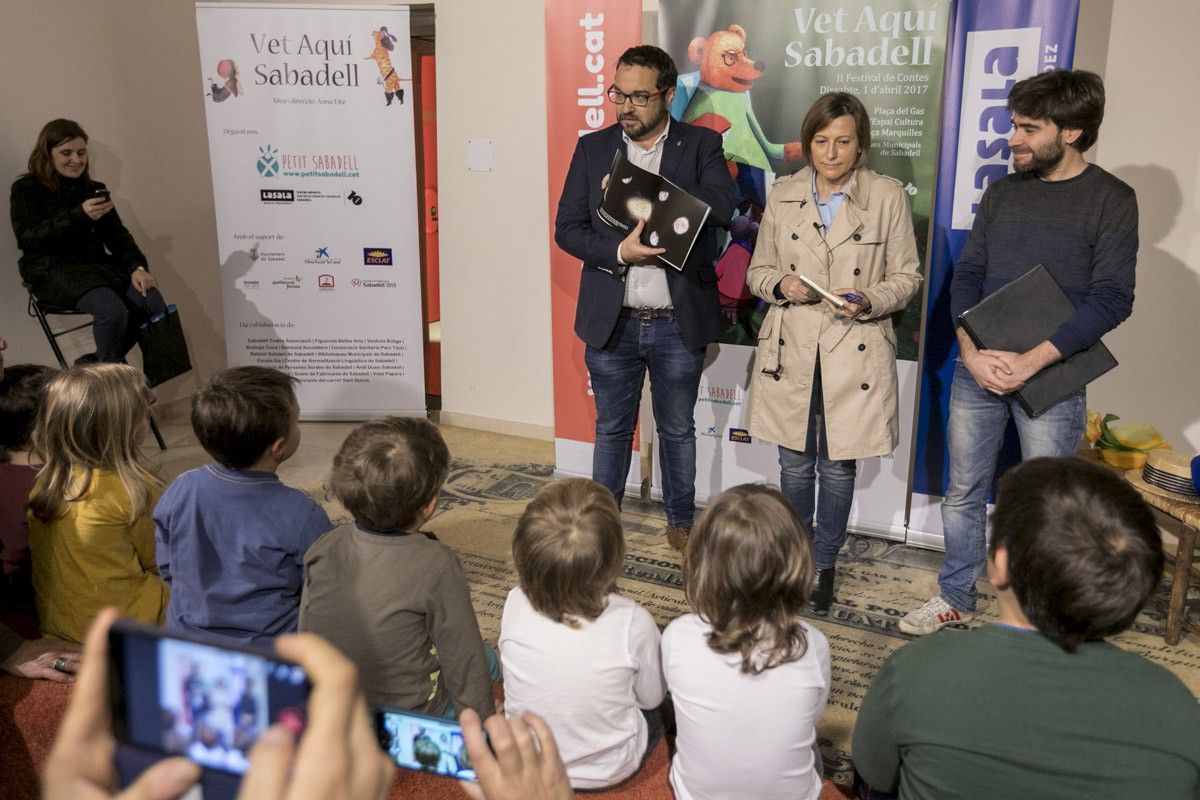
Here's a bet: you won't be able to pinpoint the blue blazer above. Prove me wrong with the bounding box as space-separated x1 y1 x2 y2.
554 121 737 350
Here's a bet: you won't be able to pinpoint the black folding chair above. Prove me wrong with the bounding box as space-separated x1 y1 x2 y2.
26 288 167 451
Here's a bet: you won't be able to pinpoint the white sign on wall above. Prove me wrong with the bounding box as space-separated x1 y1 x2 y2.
196 3 424 418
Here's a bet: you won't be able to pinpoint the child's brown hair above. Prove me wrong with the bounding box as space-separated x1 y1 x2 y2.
330 417 449 532
684 484 814 674
512 479 625 628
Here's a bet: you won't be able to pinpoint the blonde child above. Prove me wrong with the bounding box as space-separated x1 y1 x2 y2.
663 484 830 800
500 478 666 790
28 364 168 642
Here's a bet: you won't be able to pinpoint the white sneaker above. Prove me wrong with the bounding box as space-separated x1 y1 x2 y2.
898 596 974 636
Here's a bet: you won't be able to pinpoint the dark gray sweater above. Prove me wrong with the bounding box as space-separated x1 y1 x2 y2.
950 164 1138 358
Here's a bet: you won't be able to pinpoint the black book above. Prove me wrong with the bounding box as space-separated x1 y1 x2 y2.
957 264 1117 418
597 149 711 271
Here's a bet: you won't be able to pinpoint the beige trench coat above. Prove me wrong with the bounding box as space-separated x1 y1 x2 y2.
745 166 922 460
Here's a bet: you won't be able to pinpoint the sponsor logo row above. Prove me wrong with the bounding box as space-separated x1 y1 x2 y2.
239 273 399 292
242 245 394 267
701 426 753 444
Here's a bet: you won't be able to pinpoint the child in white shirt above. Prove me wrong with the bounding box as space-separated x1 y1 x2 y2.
663 484 831 800
499 478 666 790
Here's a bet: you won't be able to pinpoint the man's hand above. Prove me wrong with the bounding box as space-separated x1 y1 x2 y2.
236 633 394 800
1 636 81 683
618 219 666 265
459 709 574 800
81 197 114 221
42 608 202 800
130 269 157 297
979 341 1062 394
778 275 814 304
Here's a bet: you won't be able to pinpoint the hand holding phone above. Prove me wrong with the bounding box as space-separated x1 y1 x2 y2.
91 187 111 202
459 709 573 800
42 609 202 800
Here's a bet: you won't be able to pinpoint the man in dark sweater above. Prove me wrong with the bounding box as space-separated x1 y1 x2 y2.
902 69 1138 635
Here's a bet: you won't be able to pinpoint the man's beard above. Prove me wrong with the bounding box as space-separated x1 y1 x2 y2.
620 106 667 141
1014 135 1065 177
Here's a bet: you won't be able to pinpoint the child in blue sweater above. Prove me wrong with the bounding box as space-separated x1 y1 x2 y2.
155 366 331 644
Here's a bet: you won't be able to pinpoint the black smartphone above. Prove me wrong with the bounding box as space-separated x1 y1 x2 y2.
108 620 310 779
375 706 480 781
91 187 111 201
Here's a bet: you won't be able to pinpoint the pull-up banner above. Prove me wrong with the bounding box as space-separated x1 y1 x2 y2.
545 1 643 482
908 0 1080 547
196 3 425 418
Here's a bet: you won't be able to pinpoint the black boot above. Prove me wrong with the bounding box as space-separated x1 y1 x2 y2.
810 566 836 615
385 91 394 106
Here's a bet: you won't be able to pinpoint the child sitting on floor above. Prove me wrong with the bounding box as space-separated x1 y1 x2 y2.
155 366 331 644
0 363 55 608
500 478 666 790
29 364 168 642
663 484 831 800
300 417 496 719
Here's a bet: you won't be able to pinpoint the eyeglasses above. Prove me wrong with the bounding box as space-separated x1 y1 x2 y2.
606 86 667 107
721 50 748 67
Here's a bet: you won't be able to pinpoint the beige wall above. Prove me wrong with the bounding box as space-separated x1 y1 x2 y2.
1 1 1197 450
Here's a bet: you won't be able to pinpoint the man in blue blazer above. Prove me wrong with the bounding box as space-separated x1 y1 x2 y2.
554 45 737 551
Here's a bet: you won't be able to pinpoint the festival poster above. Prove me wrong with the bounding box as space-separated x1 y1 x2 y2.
545 0 644 483
907 0 1080 547
655 1 949 534
196 3 425 418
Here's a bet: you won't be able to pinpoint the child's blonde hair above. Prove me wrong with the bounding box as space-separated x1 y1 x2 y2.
684 484 814 674
29 364 161 523
512 479 625 628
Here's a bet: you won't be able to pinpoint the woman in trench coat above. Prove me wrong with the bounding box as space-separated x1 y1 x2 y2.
745 92 922 614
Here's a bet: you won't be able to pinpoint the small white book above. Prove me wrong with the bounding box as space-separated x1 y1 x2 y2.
798 274 847 308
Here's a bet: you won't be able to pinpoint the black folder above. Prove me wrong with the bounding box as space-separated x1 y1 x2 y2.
957 264 1117 418
597 149 711 271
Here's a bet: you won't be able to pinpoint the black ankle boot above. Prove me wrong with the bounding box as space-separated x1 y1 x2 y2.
810 566 836 615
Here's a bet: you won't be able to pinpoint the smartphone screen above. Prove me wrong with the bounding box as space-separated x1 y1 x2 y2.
108 620 309 777
376 707 478 781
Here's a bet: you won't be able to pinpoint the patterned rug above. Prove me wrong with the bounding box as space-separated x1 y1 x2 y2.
303 427 1200 785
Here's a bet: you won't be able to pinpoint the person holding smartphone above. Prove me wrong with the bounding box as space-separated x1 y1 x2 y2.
744 93 922 615
11 119 167 364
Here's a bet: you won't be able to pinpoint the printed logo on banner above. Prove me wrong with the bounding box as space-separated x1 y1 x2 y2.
318 274 335 290
701 426 721 438
205 59 243 102
699 384 744 406
346 190 364 205
260 189 294 203
257 145 280 177
363 248 393 265
352 277 398 289
239 279 260 290
248 244 285 263
271 275 303 289
305 247 342 265
951 27 1041 230
728 428 752 444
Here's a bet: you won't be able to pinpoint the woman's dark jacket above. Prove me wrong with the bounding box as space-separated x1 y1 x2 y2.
10 173 146 308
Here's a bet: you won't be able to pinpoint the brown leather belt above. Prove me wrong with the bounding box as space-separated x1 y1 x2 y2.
620 306 674 320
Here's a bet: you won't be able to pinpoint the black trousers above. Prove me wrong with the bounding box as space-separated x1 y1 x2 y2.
74 284 167 363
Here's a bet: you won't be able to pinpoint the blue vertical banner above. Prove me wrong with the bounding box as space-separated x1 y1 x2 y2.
908 0 1079 544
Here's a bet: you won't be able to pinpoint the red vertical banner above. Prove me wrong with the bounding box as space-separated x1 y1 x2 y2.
545 1 642 478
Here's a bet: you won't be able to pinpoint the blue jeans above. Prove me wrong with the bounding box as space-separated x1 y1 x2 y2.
584 313 706 528
778 358 857 570
938 359 1086 611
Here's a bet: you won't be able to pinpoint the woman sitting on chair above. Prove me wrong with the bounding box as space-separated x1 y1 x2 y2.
10 119 167 364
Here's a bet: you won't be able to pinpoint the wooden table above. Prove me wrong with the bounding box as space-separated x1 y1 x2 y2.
1133 486 1199 645
1082 448 1199 645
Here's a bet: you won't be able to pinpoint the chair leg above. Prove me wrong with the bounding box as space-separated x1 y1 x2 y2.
149 416 167 452
31 301 70 369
